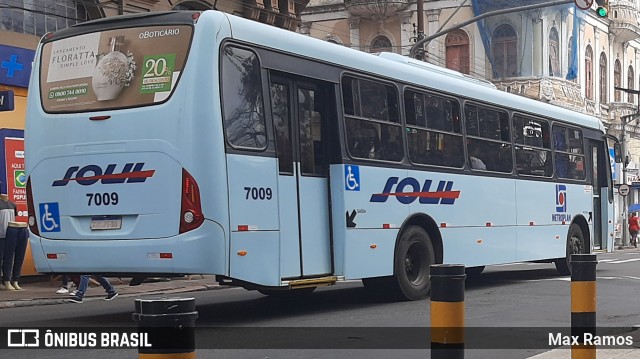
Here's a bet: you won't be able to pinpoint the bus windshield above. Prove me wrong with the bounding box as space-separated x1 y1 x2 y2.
39 25 193 113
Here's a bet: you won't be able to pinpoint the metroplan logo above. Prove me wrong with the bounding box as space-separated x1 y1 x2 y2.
552 184 571 222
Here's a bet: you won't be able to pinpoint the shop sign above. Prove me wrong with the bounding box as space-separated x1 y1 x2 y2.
0 90 14 111
0 44 34 88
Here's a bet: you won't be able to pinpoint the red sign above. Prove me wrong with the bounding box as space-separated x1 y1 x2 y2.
4 137 26 222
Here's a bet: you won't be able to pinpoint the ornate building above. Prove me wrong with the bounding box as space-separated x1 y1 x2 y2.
300 0 640 241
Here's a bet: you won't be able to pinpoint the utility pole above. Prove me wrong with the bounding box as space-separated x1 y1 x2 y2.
415 0 424 60
614 86 640 248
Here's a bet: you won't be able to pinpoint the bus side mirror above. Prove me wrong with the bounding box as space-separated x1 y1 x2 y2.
614 143 623 163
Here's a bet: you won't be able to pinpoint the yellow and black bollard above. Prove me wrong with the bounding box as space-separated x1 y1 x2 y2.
571 253 597 359
430 264 466 359
133 297 199 359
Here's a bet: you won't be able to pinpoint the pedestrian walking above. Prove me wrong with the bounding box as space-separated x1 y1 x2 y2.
69 275 118 303
56 275 77 294
629 212 639 248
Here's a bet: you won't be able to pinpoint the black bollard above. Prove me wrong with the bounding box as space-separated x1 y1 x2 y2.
430 264 466 359
133 297 199 359
570 254 597 359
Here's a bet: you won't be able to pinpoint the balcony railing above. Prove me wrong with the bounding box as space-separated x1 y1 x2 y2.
344 0 408 20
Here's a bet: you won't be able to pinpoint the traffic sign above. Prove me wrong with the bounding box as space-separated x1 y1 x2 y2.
619 184 630 196
0 90 14 112
574 0 593 10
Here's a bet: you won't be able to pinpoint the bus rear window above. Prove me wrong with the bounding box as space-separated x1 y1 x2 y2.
40 25 193 113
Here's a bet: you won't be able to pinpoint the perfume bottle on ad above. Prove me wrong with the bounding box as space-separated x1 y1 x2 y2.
92 36 132 101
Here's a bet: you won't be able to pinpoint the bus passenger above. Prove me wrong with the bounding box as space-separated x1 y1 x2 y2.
469 145 487 170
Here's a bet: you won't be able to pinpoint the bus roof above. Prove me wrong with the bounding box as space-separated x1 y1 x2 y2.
214 11 604 132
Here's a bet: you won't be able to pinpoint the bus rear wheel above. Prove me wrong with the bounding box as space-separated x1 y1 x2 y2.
390 225 435 300
555 223 584 275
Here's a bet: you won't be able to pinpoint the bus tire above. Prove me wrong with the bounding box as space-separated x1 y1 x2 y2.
555 223 584 275
390 225 435 301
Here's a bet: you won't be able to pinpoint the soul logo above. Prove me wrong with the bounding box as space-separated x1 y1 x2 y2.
370 177 460 204
52 163 155 186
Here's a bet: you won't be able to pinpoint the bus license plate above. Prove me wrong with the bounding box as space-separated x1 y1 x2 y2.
90 216 122 230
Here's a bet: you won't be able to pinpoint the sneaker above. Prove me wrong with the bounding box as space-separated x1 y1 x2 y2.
68 295 83 303
56 287 69 294
104 292 119 301
69 290 78 296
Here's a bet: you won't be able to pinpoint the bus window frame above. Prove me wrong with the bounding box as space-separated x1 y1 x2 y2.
403 86 465 169
340 74 404 163
220 42 269 152
462 100 514 174
512 113 553 178
551 123 587 181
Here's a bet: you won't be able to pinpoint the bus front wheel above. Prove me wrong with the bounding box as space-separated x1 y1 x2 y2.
555 223 584 275
391 225 435 300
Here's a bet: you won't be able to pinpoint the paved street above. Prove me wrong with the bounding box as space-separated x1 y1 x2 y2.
2 249 640 358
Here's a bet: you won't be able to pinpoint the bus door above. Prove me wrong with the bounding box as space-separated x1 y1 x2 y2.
270 75 333 278
589 139 609 250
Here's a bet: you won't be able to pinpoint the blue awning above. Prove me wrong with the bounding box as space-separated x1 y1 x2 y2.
629 204 640 212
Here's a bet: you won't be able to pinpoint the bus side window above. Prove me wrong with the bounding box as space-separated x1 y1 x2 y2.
221 46 267 150
513 115 552 177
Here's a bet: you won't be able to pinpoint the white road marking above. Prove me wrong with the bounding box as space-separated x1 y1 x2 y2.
609 258 640 264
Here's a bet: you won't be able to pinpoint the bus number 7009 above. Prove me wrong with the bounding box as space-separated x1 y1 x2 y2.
86 192 119 206
244 187 272 200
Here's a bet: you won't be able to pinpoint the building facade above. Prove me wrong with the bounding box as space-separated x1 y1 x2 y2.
2 0 640 247
301 0 640 246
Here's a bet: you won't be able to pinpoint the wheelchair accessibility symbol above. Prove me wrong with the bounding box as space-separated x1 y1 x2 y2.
345 165 360 191
39 202 61 232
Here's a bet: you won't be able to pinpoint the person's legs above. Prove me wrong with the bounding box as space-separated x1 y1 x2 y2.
96 276 116 293
57 275 70 294
10 227 27 288
1 229 17 288
71 275 91 300
0 238 4 290
96 276 118 300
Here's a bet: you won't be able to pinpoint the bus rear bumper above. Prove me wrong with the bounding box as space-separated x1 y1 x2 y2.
29 220 227 275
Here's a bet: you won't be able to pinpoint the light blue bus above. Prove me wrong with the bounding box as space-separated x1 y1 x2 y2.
26 10 618 299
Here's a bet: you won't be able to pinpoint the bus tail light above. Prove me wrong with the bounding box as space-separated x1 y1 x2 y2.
26 177 39 236
180 168 204 234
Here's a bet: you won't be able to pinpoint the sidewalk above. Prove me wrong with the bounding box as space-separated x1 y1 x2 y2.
0 275 222 309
